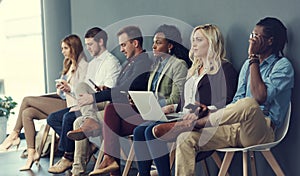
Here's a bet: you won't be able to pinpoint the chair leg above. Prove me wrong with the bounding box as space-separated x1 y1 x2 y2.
211 151 222 169
249 151 257 176
122 143 135 176
261 151 285 176
211 152 230 176
49 129 56 167
242 151 248 176
37 124 50 157
169 142 176 170
120 146 128 161
200 159 210 176
218 152 235 176
93 141 104 170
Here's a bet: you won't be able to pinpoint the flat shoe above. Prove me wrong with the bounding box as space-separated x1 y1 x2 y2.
48 157 73 174
89 160 119 175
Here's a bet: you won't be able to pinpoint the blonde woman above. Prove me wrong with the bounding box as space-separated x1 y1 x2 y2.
133 24 238 176
175 17 294 176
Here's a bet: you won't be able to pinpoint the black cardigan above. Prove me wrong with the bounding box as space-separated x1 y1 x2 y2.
177 61 238 111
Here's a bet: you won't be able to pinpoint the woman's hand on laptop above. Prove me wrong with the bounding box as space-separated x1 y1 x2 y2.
128 95 135 106
162 104 175 114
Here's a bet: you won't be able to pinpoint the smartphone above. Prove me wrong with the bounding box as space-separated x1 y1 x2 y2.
55 79 65 85
184 103 200 112
88 79 98 87
120 90 128 95
55 79 63 83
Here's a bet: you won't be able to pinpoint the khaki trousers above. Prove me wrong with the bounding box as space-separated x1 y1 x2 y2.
75 82 99 121
175 97 275 176
71 107 106 175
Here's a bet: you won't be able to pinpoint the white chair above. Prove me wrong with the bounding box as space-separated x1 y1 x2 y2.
212 102 291 176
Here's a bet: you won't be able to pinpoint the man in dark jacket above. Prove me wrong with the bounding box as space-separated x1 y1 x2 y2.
67 26 153 140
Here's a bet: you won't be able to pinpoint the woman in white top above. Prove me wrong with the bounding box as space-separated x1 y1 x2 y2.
17 34 88 171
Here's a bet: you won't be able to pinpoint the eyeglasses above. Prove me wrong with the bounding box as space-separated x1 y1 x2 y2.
249 32 269 39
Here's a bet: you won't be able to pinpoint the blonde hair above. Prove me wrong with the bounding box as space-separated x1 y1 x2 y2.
61 34 85 75
188 24 227 77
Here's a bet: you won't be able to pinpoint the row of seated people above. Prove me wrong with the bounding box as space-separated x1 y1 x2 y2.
0 16 294 176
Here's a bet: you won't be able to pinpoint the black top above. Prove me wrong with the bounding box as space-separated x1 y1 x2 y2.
94 52 153 103
177 61 238 111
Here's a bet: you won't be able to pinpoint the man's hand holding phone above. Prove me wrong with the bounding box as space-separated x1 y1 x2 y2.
184 103 209 119
120 91 134 105
88 79 102 91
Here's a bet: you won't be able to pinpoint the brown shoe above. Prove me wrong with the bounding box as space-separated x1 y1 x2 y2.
67 118 101 140
152 120 195 142
48 157 73 174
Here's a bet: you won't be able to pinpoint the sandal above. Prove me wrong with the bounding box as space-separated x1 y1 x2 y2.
20 149 28 158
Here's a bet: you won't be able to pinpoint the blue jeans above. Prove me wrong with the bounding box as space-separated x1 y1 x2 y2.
47 108 81 153
133 121 171 176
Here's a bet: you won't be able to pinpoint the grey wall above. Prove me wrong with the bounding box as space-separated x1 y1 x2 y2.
41 0 71 92
43 0 300 175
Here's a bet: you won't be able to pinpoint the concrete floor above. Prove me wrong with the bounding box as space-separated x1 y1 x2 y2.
0 139 139 176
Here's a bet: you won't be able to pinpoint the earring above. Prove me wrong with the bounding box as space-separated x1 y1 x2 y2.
168 49 171 54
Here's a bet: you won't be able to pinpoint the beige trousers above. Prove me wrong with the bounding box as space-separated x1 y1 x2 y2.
14 94 66 148
71 107 106 175
75 82 99 121
71 116 88 175
175 97 275 176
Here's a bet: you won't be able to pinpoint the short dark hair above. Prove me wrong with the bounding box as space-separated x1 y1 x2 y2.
256 17 287 57
117 26 143 48
84 27 108 47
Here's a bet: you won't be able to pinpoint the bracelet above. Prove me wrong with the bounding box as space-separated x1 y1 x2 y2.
248 54 259 59
249 58 259 66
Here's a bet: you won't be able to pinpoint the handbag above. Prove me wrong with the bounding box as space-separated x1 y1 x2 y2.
20 124 58 158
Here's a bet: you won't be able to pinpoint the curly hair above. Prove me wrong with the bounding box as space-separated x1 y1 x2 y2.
188 24 227 77
256 17 287 57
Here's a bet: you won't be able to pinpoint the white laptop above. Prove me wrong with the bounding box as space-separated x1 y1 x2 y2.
128 91 184 122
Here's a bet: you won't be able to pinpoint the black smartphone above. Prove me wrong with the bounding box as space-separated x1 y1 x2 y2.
88 79 98 87
184 103 200 112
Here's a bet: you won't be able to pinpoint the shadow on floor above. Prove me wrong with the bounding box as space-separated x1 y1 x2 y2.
0 139 138 176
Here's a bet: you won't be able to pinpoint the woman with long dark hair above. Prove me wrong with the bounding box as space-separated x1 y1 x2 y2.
89 24 190 176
